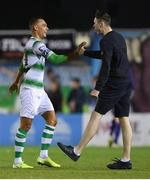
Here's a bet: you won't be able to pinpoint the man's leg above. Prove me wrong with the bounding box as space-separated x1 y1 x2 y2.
57 111 102 161
119 117 132 160
75 111 102 154
107 116 132 169
13 117 33 168
37 111 60 168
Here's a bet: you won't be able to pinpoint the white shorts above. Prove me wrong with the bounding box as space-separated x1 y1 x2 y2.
20 87 54 119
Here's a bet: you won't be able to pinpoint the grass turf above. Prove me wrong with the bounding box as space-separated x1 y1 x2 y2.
0 146 150 179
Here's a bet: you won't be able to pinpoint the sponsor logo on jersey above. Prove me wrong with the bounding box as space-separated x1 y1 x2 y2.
39 46 50 56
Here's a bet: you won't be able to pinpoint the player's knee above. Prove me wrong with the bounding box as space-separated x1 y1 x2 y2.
21 123 32 131
47 117 57 126
50 118 57 126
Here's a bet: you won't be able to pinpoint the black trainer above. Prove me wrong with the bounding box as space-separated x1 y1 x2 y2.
57 142 80 161
107 158 132 169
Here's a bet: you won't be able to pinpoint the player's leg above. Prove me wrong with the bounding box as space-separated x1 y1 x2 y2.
13 88 39 168
13 117 33 168
40 110 57 158
37 91 60 167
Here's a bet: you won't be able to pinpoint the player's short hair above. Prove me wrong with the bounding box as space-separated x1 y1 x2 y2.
95 10 111 25
29 17 43 30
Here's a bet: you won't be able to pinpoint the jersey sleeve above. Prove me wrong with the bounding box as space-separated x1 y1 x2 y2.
84 50 103 59
32 41 53 58
47 52 68 64
32 41 68 64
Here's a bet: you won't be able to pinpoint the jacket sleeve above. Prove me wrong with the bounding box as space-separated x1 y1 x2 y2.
84 50 103 59
95 40 113 91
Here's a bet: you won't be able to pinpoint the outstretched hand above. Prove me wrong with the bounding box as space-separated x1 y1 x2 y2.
75 41 87 55
67 41 87 60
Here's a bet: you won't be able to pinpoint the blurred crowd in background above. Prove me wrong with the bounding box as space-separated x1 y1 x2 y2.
0 29 150 114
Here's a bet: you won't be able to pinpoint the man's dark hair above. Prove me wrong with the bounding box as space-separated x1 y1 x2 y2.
28 17 43 29
95 10 111 25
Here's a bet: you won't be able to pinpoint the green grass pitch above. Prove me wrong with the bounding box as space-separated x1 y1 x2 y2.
0 146 150 179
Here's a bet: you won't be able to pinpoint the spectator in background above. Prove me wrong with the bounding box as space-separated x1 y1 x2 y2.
68 78 86 113
0 67 17 78
47 68 58 82
46 67 60 87
108 117 121 147
46 78 62 112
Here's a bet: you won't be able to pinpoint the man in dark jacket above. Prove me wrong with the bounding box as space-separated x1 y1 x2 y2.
68 78 86 113
58 10 133 170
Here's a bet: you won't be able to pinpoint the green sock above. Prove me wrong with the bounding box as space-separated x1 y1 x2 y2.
40 124 55 158
14 128 27 164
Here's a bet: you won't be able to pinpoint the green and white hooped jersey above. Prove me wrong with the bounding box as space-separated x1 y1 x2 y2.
21 37 67 89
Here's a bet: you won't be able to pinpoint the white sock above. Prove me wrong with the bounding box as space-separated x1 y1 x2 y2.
40 150 48 158
14 157 23 164
73 147 80 156
121 158 130 162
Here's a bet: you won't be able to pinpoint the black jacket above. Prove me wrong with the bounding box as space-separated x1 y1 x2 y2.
84 31 130 91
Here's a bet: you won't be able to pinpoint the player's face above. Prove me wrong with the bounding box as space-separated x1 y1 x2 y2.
93 18 104 34
35 19 49 39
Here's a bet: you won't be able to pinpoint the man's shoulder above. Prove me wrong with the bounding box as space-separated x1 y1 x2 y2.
102 31 125 45
32 38 44 48
114 31 124 38
25 37 38 48
110 31 125 41
105 31 122 39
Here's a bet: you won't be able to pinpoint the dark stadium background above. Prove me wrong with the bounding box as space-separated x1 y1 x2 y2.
0 0 150 30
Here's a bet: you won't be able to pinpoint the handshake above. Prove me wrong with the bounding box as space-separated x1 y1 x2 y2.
75 41 87 56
